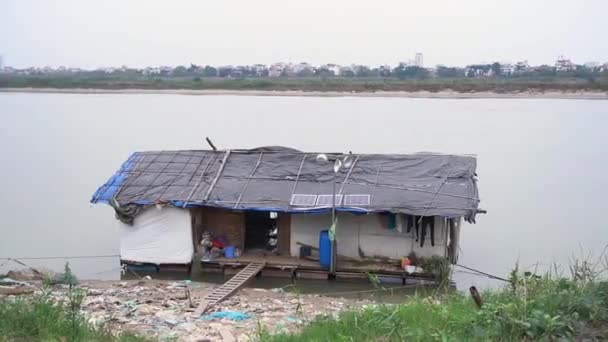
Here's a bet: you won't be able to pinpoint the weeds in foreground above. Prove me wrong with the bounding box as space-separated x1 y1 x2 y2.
281 284 303 316
418 256 451 289
0 263 147 342
263 256 608 341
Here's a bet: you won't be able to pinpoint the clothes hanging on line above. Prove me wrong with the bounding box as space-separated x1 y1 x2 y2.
395 214 404 233
419 216 435 247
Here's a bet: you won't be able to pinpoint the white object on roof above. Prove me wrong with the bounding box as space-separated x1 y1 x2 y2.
316 194 343 206
290 194 317 206
343 194 371 206
118 206 193 264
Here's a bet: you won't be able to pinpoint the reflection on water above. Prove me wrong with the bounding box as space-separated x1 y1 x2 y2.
1 93 607 293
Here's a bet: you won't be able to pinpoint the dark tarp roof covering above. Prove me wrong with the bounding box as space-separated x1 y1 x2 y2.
91 147 482 222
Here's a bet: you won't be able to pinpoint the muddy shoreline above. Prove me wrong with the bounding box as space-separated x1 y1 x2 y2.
1 87 607 99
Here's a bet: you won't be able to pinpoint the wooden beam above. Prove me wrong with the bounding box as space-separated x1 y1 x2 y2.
204 150 231 201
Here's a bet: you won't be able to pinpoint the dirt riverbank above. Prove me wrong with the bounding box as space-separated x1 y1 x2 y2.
1 87 607 99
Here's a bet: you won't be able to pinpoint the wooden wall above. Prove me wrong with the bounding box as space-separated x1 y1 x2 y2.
190 208 292 255
190 207 245 250
276 213 292 255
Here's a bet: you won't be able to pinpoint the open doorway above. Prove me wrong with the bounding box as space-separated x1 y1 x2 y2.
244 211 276 250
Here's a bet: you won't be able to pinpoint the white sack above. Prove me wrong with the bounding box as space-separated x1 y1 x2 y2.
119 206 193 264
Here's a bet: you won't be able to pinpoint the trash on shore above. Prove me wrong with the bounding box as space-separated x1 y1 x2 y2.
201 311 251 321
0 271 370 341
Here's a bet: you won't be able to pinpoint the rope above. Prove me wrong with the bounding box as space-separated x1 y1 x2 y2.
320 284 421 296
455 264 511 283
127 268 143 279
290 154 308 198
0 255 119 260
85 265 126 276
234 152 264 208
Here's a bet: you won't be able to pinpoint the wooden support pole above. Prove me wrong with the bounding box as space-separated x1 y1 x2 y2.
204 150 231 201
469 286 483 308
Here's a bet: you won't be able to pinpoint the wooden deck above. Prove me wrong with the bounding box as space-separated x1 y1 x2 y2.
201 252 438 282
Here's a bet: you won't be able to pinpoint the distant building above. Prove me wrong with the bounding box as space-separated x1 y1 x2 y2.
500 63 515 76
251 64 268 77
268 67 282 77
159 66 173 75
555 55 576 72
415 53 424 67
321 64 341 76
142 67 162 75
268 62 288 77
338 65 355 77
292 62 314 76
0 55 3 69
514 60 530 73
100 67 118 73
584 62 600 69
465 64 492 77
378 65 392 77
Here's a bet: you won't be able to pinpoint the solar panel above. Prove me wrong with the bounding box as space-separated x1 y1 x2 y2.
316 194 343 206
343 194 371 206
290 194 317 206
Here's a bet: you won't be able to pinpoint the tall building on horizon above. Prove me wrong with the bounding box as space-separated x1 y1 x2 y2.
415 53 424 67
0 55 4 69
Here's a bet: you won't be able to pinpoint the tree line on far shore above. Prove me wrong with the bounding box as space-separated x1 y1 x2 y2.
2 61 608 92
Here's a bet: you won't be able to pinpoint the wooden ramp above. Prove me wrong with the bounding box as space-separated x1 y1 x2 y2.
194 261 265 316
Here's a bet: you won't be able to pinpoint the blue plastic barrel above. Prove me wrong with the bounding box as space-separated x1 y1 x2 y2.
224 246 236 258
319 230 331 269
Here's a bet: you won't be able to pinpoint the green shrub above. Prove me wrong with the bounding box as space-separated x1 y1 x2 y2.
43 262 79 286
264 261 608 341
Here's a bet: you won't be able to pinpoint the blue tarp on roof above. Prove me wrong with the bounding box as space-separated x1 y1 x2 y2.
91 153 138 204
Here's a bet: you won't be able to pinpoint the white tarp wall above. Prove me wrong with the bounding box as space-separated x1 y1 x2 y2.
290 212 447 259
118 206 194 264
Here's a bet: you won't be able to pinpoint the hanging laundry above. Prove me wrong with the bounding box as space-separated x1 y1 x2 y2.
430 218 435 247
395 214 404 233
407 215 420 239
406 215 413 233
419 216 435 247
419 221 426 247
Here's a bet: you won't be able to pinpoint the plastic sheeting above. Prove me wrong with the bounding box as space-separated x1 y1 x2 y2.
119 206 193 264
92 146 481 221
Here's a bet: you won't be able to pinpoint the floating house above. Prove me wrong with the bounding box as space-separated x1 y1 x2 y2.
91 147 482 281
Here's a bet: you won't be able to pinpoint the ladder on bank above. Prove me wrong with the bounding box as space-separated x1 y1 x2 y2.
193 261 266 316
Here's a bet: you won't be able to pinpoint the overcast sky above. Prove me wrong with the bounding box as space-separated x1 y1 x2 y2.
1 0 606 69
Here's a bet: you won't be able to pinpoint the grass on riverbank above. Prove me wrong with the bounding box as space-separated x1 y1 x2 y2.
0 297 147 341
0 264 147 342
2 75 608 93
263 261 608 341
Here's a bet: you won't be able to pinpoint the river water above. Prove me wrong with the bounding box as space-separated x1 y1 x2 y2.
1 92 607 293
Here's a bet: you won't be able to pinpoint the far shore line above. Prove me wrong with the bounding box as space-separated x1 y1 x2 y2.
1 87 608 99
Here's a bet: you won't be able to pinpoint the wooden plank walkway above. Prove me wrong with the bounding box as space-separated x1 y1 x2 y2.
193 261 266 316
